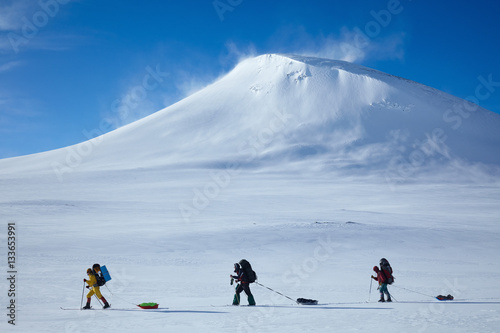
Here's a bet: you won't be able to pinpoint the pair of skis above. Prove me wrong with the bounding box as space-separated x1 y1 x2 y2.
60 306 113 310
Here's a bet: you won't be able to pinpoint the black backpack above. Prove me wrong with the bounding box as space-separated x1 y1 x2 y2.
380 258 394 285
92 264 106 287
239 259 257 283
95 273 106 286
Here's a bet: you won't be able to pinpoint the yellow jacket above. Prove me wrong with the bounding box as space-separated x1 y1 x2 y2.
85 273 103 298
85 273 98 288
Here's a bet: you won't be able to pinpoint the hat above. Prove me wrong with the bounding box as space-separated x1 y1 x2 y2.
373 266 379 272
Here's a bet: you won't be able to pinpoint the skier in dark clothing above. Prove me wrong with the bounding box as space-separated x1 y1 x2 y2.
230 263 256 306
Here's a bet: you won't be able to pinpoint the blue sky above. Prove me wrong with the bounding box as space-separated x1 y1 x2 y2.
1 0 499 158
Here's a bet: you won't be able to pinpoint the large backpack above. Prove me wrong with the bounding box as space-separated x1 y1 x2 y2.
100 265 112 283
379 258 394 285
239 259 257 283
92 263 107 287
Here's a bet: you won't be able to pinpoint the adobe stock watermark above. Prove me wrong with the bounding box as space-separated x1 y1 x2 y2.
406 277 468 333
178 108 293 223
110 65 169 123
442 74 500 130
236 233 337 333
282 234 338 288
64 266 130 332
340 0 409 56
51 64 169 182
103 266 134 295
236 292 283 333
384 73 499 188
213 0 243 21
7 0 72 53
64 309 97 333
384 128 449 188
64 301 120 333
6 222 17 326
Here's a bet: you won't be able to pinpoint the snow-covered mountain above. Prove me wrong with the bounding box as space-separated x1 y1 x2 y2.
1 54 499 179
1 55 500 333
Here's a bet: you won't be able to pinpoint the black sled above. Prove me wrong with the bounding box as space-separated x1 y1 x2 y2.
436 294 454 301
297 298 318 305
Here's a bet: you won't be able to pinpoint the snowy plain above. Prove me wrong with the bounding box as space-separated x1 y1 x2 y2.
1 54 500 332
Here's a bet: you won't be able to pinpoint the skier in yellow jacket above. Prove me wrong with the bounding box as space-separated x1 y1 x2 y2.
83 267 110 309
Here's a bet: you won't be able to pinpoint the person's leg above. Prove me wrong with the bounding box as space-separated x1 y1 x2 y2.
83 289 94 309
379 284 388 302
233 284 243 305
101 297 110 308
94 287 110 308
242 284 256 306
384 286 392 302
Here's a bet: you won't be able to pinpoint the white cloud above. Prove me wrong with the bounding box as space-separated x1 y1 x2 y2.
222 41 258 65
268 25 405 64
303 29 367 62
173 71 212 99
0 0 35 31
105 66 222 129
298 28 405 63
0 0 77 53
0 60 22 72
104 41 252 130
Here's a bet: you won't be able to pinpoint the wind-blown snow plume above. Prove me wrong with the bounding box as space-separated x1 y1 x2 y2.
1 54 499 183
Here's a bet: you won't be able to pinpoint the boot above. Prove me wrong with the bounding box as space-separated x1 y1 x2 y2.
232 293 240 306
386 294 392 302
378 295 385 302
248 294 256 306
82 298 91 309
101 297 110 309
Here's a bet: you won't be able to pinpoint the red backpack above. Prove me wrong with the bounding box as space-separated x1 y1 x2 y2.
380 258 394 284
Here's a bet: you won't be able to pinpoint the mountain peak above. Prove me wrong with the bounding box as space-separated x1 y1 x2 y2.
1 54 499 179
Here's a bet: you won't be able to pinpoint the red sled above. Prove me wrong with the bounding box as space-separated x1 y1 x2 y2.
137 303 159 309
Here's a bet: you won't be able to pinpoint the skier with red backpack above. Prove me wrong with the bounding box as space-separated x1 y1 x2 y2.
230 260 256 306
371 258 394 302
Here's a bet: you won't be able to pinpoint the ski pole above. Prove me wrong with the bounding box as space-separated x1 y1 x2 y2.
94 294 103 307
368 277 373 302
255 282 298 304
80 281 86 310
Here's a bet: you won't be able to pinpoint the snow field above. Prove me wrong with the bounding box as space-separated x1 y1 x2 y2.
1 169 499 332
